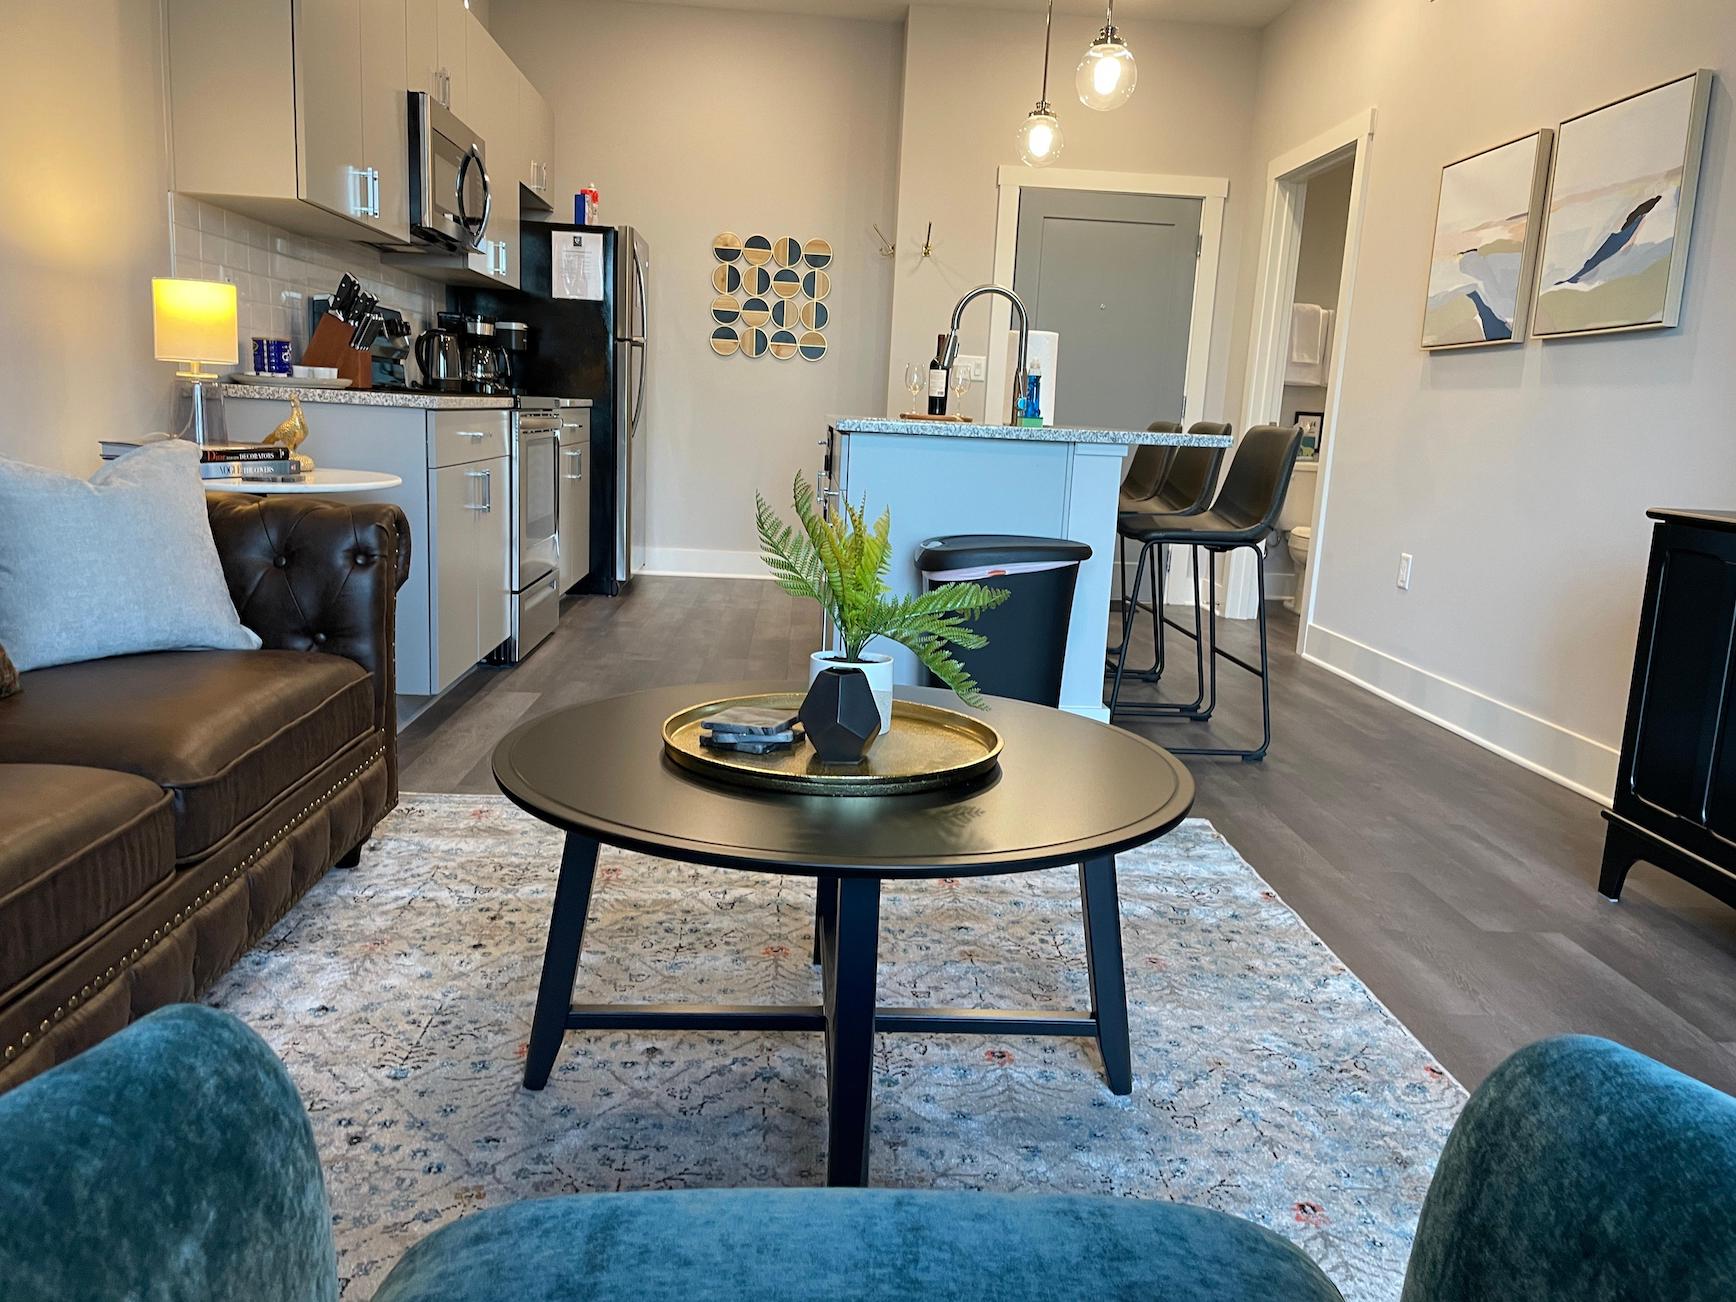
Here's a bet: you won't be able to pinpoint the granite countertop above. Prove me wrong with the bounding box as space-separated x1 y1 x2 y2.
832 418 1230 447
212 383 513 410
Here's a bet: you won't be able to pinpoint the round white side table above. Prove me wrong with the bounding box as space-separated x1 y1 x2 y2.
203 469 403 494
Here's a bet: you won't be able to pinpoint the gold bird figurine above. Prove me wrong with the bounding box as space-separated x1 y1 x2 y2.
264 396 314 471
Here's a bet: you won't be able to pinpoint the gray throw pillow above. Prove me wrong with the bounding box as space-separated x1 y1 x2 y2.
0 441 262 672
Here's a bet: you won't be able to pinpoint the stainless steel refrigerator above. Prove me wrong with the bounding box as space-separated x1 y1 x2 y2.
467 221 649 594
614 227 649 585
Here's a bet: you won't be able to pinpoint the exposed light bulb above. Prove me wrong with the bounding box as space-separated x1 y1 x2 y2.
1076 28 1137 111
1018 107 1064 167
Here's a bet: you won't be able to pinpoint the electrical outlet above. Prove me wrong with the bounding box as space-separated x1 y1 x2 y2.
1396 552 1414 590
957 354 987 381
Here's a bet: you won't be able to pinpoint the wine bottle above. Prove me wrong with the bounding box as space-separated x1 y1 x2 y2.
927 333 949 416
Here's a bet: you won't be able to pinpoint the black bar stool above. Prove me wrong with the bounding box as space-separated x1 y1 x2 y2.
1111 422 1230 680
1116 421 1181 616
1108 423 1304 762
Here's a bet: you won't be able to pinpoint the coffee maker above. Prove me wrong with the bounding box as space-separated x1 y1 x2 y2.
495 321 530 394
461 315 509 394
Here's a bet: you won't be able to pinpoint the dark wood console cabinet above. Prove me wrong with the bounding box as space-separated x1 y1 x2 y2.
1601 509 1736 906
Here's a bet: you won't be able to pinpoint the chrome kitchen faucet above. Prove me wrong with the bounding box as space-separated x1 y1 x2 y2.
941 285 1031 424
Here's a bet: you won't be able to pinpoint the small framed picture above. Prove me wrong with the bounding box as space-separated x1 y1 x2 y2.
1293 410 1324 458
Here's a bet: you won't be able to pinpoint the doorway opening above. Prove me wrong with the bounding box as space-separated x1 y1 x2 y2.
1226 110 1375 647
1265 158 1353 609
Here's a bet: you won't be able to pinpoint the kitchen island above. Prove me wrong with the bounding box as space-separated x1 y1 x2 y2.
826 418 1231 720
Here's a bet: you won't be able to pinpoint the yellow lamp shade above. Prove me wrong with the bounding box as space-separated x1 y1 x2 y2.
152 278 237 370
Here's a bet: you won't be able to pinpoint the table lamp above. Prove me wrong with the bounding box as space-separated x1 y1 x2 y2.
153 277 237 445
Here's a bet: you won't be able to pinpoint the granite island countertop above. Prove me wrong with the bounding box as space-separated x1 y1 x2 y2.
832 417 1230 446
212 383 513 410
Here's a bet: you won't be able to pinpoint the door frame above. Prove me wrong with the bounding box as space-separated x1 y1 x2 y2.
1224 109 1376 632
988 166 1228 429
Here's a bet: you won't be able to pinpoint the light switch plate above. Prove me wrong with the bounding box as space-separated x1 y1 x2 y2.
957 354 987 381
1397 552 1413 590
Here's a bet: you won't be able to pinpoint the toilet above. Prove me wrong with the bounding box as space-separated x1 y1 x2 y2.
1275 459 1319 613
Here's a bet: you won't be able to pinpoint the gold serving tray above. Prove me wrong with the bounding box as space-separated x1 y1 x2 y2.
662 692 1002 796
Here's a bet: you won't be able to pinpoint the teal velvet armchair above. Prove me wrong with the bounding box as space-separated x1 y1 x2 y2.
1 1004 1732 1301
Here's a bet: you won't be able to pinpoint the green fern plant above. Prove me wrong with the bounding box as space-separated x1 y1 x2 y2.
756 473 1010 708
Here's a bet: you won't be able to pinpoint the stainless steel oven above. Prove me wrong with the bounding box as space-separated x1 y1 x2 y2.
407 91 491 252
505 401 561 660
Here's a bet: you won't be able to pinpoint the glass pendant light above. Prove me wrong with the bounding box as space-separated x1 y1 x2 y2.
1017 0 1064 167
1076 0 1136 112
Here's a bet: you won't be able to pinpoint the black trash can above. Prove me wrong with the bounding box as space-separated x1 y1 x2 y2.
914 534 1093 707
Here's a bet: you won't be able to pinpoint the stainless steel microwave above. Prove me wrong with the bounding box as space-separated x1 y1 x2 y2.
407 91 491 252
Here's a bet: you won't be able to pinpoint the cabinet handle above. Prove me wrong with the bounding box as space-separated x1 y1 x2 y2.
455 429 488 440
368 167 381 218
564 447 583 481
463 468 488 509
480 469 493 511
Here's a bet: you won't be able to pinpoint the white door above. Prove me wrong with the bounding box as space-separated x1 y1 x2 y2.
1012 190 1202 429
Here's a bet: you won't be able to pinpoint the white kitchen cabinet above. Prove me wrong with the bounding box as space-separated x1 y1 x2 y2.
360 0 411 241
429 453 509 690
167 0 411 244
293 0 365 222
406 0 469 118
517 69 555 204
465 17 520 287
558 409 591 593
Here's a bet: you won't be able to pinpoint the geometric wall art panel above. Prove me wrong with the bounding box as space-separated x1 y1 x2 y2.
708 231 831 362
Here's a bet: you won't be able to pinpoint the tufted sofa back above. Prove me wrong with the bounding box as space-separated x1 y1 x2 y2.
205 496 410 759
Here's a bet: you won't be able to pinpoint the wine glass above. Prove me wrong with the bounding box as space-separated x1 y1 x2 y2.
950 362 973 406
903 363 924 412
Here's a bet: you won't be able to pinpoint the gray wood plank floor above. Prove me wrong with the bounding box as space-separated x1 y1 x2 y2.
398 577 1736 1092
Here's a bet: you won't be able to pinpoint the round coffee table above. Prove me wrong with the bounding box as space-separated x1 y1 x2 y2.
493 681 1195 1186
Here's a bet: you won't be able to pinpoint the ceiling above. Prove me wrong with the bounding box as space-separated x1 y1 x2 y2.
615 0 1296 27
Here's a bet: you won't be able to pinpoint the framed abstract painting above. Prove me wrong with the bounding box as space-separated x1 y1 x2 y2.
1532 70 1713 339
1421 130 1553 349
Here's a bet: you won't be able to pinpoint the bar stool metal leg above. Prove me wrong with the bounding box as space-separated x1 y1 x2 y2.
1169 542 1274 762
1109 543 1210 720
1106 542 1151 714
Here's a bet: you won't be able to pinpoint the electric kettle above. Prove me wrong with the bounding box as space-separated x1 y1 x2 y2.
414 315 464 392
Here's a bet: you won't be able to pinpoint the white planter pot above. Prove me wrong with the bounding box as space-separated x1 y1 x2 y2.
809 650 894 736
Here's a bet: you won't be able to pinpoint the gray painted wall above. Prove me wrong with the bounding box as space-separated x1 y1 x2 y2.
1235 0 1736 795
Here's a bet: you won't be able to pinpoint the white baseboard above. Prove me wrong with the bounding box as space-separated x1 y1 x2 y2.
640 547 772 579
1301 622 1617 805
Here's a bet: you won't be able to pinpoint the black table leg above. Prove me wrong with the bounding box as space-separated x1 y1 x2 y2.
812 873 837 966
523 831 600 1090
823 875 881 1186
1079 855 1133 1095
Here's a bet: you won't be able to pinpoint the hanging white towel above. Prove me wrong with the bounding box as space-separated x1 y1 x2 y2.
1286 304 1334 386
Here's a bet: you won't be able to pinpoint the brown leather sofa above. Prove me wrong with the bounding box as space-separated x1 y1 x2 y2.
0 495 409 1088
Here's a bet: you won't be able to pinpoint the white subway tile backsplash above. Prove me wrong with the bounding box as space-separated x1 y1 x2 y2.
168 194 445 368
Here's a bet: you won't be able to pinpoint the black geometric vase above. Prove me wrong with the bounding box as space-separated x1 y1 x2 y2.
799 666 883 764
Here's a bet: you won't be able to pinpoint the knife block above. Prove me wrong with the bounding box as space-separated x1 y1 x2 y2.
302 313 373 389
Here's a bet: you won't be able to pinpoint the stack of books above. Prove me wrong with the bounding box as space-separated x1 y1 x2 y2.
98 434 310 483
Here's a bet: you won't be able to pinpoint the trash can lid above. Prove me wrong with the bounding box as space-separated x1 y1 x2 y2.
914 534 1093 571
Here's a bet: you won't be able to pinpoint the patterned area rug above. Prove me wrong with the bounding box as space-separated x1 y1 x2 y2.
207 794 1464 1300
